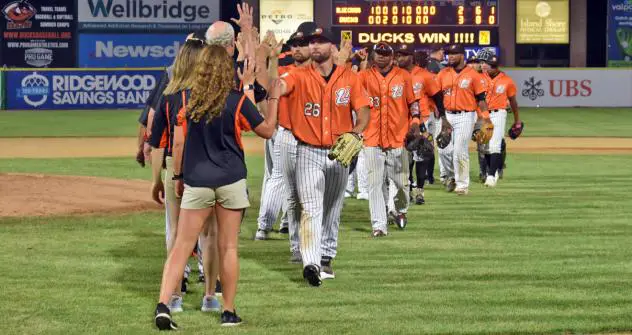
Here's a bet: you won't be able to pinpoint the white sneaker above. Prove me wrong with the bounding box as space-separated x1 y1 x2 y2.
484 175 497 188
168 295 183 313
344 191 353 198
201 295 221 312
455 188 469 195
356 193 369 200
254 229 269 240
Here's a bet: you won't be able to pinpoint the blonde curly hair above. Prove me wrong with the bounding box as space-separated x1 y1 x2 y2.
188 45 235 123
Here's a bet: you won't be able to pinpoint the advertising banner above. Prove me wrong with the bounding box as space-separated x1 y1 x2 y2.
504 69 632 107
516 0 569 44
259 0 313 43
0 0 76 67
79 34 185 67
0 70 5 110
608 0 632 67
78 0 220 32
5 69 164 110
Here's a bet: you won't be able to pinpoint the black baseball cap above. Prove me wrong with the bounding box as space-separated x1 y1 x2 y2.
287 31 307 46
446 44 465 55
305 27 336 44
287 21 317 45
395 44 413 55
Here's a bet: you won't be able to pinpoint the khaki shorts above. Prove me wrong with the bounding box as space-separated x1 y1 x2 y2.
180 179 250 210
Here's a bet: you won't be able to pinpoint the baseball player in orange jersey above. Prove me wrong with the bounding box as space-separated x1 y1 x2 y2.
279 27 371 286
476 50 521 187
358 42 420 236
395 46 446 204
436 44 491 195
257 28 314 264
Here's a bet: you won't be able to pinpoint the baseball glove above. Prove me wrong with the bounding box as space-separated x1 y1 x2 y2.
436 116 453 149
475 118 494 144
508 121 524 140
328 132 363 167
406 135 435 160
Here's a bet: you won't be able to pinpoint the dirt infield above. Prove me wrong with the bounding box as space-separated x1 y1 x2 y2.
0 136 630 159
0 136 630 218
0 173 157 218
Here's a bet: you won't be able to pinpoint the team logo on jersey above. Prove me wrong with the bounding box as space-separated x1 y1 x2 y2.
335 87 351 105
413 82 423 94
391 85 403 98
459 79 471 88
495 85 506 94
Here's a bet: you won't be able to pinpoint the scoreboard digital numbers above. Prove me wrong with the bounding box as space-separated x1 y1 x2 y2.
331 0 499 47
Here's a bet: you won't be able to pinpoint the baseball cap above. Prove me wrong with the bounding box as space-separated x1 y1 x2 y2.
446 44 465 55
287 21 317 46
395 44 413 55
287 31 308 46
305 27 336 44
373 42 394 56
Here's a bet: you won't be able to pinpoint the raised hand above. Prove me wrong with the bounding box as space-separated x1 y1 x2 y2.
231 2 253 31
237 58 256 85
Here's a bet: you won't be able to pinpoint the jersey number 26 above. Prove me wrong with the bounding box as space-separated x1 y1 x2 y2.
304 102 321 117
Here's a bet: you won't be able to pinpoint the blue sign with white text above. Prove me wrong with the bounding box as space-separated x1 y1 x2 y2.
6 69 163 110
79 34 185 67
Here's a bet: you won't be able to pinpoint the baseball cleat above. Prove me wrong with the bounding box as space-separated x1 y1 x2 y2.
371 230 387 238
254 229 269 240
289 250 302 264
220 310 243 327
396 213 407 229
215 280 222 297
278 226 289 234
303 264 322 287
201 295 221 313
415 190 425 205
445 178 456 192
484 175 497 188
168 295 183 313
320 257 335 280
344 191 353 198
455 188 469 195
155 303 178 331
427 176 435 185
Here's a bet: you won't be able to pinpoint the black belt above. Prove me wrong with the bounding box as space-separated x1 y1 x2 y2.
490 109 504 113
446 110 473 114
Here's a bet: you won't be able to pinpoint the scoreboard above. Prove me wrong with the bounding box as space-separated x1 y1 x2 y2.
329 0 499 47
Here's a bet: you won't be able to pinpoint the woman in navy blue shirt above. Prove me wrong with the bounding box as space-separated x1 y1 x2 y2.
155 44 281 329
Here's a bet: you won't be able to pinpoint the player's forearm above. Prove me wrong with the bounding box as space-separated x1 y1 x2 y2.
509 97 521 122
172 127 185 176
146 108 156 137
478 100 489 116
431 92 445 117
137 124 146 148
351 106 371 134
254 99 278 139
150 148 164 183
409 102 421 124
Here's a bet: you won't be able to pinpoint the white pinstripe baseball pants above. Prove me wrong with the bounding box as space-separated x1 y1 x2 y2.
364 147 410 232
257 130 288 231
446 112 477 190
488 110 507 154
278 127 300 253
345 149 369 195
296 143 348 267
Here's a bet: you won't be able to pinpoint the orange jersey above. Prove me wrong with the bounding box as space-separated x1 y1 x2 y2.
483 71 517 110
277 64 296 130
282 64 370 147
410 66 440 118
436 66 486 112
359 66 419 148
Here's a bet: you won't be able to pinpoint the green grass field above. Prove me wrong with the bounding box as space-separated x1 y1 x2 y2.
1 108 632 334
1 108 631 138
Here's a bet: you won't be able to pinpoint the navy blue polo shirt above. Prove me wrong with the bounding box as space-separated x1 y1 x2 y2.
148 91 185 156
182 90 263 188
138 68 170 126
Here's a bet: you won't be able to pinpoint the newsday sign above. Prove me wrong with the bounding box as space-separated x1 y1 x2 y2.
78 0 220 31
79 34 186 67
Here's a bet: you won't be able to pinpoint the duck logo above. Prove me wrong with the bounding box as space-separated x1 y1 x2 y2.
2 0 36 30
17 72 49 108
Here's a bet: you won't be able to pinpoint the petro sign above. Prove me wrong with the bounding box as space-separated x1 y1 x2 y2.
78 0 220 31
79 34 185 67
505 69 632 107
5 69 164 110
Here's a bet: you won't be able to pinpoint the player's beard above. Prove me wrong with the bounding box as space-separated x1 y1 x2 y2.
447 54 463 68
294 52 310 64
396 56 412 69
311 50 331 64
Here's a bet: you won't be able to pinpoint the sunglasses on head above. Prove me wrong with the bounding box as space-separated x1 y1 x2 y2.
373 43 393 56
186 37 206 46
